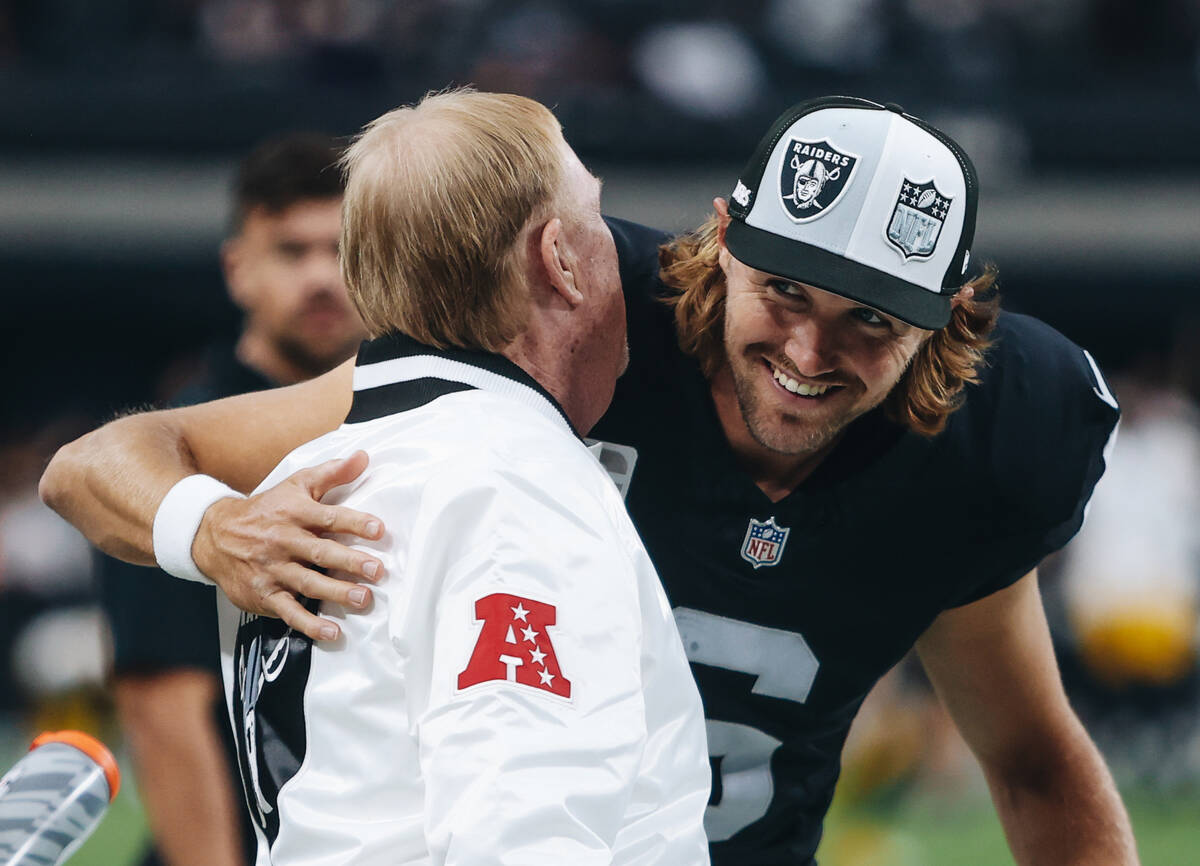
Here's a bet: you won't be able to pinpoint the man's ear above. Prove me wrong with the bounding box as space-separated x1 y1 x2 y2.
713 197 731 248
538 217 584 307
712 198 735 272
221 237 251 311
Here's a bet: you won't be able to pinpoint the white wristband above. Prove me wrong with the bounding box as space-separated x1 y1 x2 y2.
152 475 245 585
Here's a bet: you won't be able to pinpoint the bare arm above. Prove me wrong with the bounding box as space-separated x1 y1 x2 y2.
40 360 385 639
115 670 245 866
916 571 1138 866
40 361 355 562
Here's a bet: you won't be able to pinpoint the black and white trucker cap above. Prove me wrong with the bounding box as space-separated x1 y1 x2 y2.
724 96 977 330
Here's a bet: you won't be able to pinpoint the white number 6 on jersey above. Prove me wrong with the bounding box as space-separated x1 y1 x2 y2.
673 607 819 841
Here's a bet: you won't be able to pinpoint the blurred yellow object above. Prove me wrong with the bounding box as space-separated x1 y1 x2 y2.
836 668 929 804
27 686 113 743
1075 604 1197 688
818 821 920 866
837 707 925 802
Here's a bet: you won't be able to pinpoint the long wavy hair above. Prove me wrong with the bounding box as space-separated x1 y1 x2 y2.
660 216 1001 436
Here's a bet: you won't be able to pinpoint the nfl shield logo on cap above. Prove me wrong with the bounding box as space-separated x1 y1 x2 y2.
724 96 978 330
741 517 790 569
887 178 954 260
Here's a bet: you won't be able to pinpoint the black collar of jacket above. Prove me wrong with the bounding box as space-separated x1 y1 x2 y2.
345 332 574 436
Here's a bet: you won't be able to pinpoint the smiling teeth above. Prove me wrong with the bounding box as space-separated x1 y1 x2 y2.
773 367 831 396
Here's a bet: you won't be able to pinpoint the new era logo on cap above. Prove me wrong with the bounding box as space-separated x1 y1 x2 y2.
725 96 977 329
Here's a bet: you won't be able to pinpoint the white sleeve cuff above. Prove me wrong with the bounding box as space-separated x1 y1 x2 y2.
152 475 245 585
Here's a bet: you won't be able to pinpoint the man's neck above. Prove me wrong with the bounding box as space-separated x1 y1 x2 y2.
709 369 841 503
236 332 311 387
502 337 610 438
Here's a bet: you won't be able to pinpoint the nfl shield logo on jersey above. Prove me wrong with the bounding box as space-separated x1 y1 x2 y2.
886 178 952 260
778 139 858 222
741 517 790 569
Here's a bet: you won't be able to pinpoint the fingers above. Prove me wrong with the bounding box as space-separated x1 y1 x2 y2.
268 560 372 611
269 592 341 642
262 563 375 642
302 451 371 500
301 499 384 545
305 535 383 583
289 502 383 582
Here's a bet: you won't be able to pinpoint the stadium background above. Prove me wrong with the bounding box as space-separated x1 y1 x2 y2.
0 1 1197 863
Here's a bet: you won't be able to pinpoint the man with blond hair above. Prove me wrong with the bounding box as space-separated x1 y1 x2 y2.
45 96 1136 864
103 90 712 865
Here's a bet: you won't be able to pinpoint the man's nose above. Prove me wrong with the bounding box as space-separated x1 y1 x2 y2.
784 317 839 378
302 248 344 292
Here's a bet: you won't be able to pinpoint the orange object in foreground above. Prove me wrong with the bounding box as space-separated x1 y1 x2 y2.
0 730 121 866
30 730 121 801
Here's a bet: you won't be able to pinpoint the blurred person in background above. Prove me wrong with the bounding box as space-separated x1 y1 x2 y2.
0 416 103 730
1053 367 1200 784
45 96 1139 865
95 132 365 866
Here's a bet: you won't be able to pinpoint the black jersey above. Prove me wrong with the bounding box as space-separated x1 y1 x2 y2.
592 218 1120 865
98 349 274 677
96 347 271 866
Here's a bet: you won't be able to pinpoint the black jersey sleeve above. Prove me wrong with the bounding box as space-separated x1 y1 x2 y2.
602 215 682 378
604 215 671 301
945 313 1120 608
95 350 275 675
97 556 223 674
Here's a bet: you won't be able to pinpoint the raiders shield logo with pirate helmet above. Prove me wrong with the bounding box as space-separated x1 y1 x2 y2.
886 178 952 260
778 138 858 222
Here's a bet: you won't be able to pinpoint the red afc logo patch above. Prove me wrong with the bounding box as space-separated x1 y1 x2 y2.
457 593 571 699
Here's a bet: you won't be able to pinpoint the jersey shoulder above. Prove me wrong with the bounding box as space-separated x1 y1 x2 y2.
946 311 1120 534
601 216 693 404
274 392 608 517
605 215 676 329
171 347 274 406
605 215 672 297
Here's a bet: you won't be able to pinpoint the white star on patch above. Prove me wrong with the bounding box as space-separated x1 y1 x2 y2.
521 626 539 644
529 646 547 665
511 603 530 622
538 668 555 686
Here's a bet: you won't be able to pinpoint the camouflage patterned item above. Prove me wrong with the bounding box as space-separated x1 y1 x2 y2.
0 733 119 866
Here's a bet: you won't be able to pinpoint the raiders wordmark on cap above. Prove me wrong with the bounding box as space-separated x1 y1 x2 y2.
725 96 978 330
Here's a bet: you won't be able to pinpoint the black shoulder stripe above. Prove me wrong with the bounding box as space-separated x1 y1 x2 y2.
345 378 475 424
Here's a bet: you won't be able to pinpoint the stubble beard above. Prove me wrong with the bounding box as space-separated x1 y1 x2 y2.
274 329 361 379
732 362 845 457
729 351 894 458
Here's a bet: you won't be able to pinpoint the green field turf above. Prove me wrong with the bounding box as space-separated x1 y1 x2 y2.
816 784 1200 865
62 774 1198 866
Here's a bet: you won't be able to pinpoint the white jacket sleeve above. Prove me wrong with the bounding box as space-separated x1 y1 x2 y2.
396 457 649 865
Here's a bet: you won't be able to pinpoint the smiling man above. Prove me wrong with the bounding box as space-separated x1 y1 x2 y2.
45 96 1135 865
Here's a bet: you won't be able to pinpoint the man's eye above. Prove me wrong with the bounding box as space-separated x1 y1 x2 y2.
769 280 802 297
853 307 886 326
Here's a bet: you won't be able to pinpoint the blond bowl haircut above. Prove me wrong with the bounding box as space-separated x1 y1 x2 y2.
661 216 1001 437
339 90 565 351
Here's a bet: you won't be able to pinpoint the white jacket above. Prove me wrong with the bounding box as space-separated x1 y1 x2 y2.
218 339 711 866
